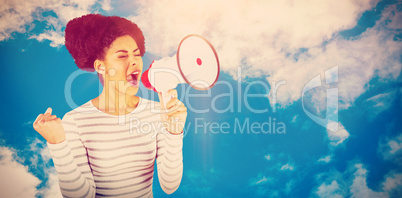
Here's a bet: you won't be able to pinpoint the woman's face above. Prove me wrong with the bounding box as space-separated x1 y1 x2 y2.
102 35 143 96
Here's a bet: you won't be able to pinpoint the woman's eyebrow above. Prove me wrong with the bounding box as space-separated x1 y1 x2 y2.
115 50 128 54
115 48 139 54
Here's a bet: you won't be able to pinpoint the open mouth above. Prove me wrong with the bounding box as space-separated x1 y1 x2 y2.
127 71 140 87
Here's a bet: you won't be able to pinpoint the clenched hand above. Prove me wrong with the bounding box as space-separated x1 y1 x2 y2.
33 107 66 144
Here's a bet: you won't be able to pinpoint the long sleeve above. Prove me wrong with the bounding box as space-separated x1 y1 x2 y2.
47 113 96 198
156 128 183 194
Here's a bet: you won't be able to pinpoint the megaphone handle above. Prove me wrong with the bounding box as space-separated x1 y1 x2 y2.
161 91 173 112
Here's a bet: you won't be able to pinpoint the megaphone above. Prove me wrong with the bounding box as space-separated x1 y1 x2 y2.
141 34 220 106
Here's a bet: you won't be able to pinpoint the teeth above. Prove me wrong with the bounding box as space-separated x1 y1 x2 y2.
127 71 140 83
127 71 139 76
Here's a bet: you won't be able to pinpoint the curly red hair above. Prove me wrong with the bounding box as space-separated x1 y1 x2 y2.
65 14 146 72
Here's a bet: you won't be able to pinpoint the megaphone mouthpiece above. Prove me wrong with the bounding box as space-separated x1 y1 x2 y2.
141 61 157 92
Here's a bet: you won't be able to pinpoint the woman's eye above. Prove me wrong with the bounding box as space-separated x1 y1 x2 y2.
118 55 128 58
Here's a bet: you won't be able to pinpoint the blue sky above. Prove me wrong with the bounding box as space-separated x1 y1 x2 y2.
0 0 401 197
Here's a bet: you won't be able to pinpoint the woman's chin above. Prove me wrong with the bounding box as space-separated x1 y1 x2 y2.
126 86 139 95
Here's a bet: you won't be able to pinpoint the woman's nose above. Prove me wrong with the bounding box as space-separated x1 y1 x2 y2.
129 56 136 66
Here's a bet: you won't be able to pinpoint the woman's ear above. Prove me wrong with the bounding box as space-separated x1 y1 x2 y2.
94 60 106 75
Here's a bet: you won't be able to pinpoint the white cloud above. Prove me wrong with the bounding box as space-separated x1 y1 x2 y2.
327 122 350 146
291 115 298 123
314 162 402 198
264 154 271 160
366 92 394 106
101 0 112 11
29 138 43 169
280 164 294 171
388 137 402 154
0 146 41 198
0 0 45 41
30 28 65 47
318 155 332 163
252 176 268 186
249 173 272 186
53 0 97 24
350 164 387 198
29 138 43 151
316 180 343 198
268 3 401 109
382 173 402 192
378 133 402 164
29 139 62 198
131 0 378 58
19 138 62 198
41 170 62 198
364 91 396 120
0 0 107 46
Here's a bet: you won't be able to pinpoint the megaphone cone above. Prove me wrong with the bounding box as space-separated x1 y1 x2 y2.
141 34 220 93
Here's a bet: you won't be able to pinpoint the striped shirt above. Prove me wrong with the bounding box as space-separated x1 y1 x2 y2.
47 98 183 197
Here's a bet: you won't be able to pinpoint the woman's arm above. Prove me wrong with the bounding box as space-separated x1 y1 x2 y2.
156 130 183 194
34 108 96 197
156 89 187 194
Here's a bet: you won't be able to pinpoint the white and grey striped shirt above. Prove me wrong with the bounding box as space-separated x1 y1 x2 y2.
47 98 183 197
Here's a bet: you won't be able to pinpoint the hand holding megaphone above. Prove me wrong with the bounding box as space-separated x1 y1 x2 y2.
157 89 188 134
141 34 220 110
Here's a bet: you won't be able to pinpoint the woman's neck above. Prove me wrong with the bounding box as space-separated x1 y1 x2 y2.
92 88 139 116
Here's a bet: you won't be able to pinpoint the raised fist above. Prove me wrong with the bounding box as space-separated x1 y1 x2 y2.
33 107 66 144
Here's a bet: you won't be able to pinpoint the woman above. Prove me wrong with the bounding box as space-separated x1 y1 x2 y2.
33 14 187 197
